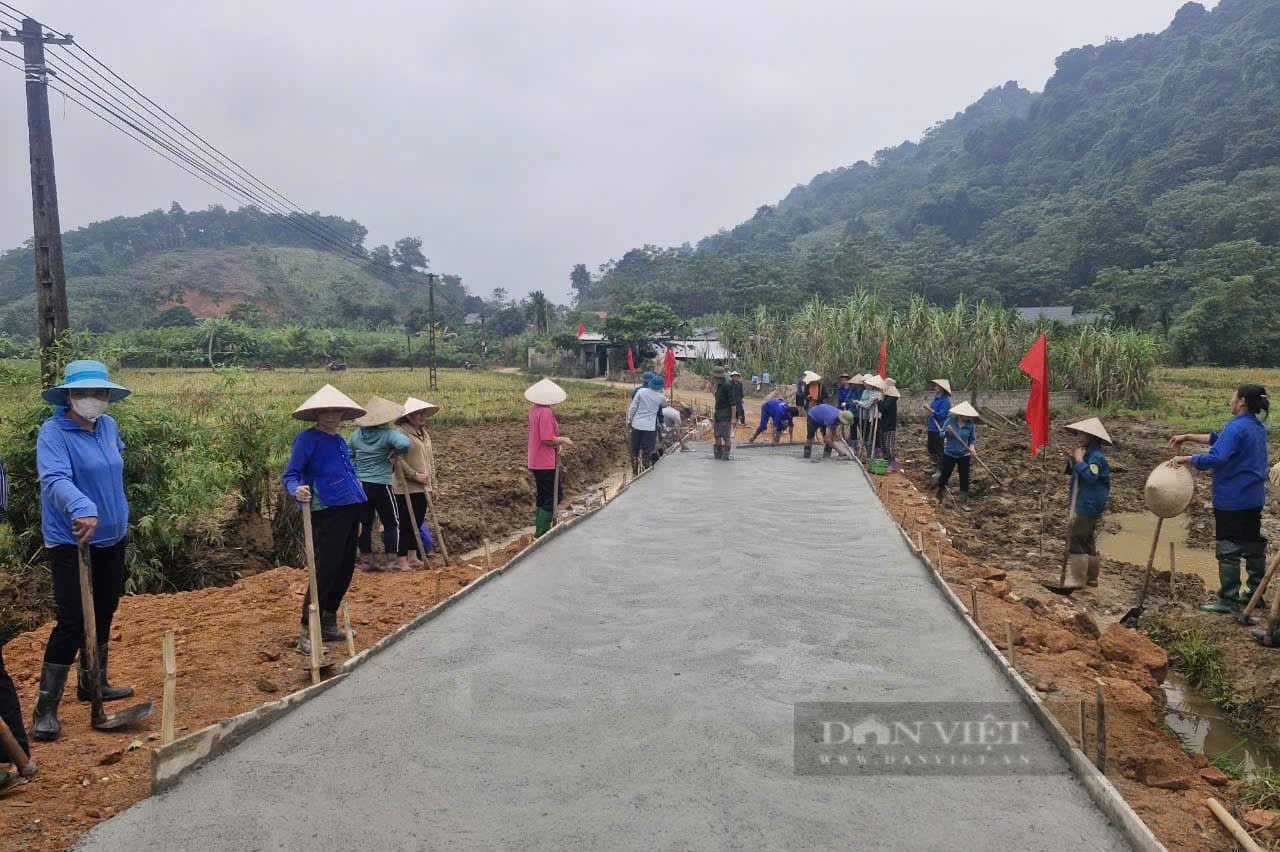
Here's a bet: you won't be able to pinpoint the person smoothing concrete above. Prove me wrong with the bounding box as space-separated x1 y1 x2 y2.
76 444 1129 852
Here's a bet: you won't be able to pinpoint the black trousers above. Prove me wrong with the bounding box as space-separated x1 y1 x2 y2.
927 432 944 464
42 540 127 666
0 643 28 757
937 454 971 493
533 468 562 511
357 481 400 555
394 492 428 557
303 504 362 623
629 428 657 468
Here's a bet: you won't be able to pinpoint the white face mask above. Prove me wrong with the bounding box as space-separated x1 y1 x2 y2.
70 397 109 421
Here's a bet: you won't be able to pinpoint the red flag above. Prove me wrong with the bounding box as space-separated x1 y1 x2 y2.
877 340 888 379
626 348 635 371
1018 332 1050 455
663 347 676 390
577 322 585 337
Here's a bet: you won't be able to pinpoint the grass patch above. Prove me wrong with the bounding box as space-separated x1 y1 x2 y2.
1239 765 1280 810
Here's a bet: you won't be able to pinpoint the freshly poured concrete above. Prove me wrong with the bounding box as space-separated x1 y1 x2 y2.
79 445 1132 851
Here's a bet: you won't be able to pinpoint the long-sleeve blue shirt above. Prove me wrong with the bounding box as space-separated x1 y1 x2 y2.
942 417 976 458
1067 448 1111 518
1192 413 1269 511
808 404 843 429
756 398 791 433
37 408 129 547
282 428 367 511
927 395 951 434
836 386 856 409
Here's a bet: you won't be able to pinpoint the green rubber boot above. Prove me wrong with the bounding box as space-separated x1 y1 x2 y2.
534 508 553 539
1202 541 1244 613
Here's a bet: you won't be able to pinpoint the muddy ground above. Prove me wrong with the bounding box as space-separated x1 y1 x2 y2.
887 414 1280 851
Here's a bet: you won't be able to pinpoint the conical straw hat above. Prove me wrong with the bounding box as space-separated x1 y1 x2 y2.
883 378 901 399
524 378 567 406
803 370 822 384
1145 461 1194 519
292 384 366 422
1065 417 1112 445
864 375 886 390
354 396 404 428
399 397 440 421
930 379 952 394
949 401 981 418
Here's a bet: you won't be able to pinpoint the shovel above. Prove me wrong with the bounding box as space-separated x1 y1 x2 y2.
77 543 153 730
423 481 450 564
946 425 1005 489
1120 516 1164 627
1237 549 1280 625
1259 584 1280 647
1043 473 1081 595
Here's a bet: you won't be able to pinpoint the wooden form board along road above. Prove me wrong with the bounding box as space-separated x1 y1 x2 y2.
77 444 1136 851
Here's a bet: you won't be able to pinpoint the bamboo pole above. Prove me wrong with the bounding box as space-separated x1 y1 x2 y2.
1005 622 1016 669
1095 680 1107 772
341 601 356 657
1077 700 1087 751
161 630 177 745
484 538 492 571
1205 799 1264 852
1169 540 1177 598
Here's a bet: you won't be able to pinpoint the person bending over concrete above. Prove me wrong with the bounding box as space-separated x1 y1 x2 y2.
751 397 795 444
804 404 855 459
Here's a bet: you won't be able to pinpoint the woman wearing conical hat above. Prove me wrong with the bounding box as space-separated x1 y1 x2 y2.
392 397 440 571
350 397 412 573
935 401 979 507
526 379 572 537
1057 418 1113 592
280 385 367 655
922 379 952 479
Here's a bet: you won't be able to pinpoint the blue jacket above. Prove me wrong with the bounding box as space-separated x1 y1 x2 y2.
942 417 975 458
1192 413 1269 511
282 428 367 511
927 395 951 434
836 386 857 409
758 398 791 431
37 409 130 547
808 404 843 429
1068 448 1111 518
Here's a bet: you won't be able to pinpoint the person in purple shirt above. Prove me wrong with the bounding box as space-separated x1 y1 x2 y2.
804 404 855 459
1170 383 1270 620
281 385 368 654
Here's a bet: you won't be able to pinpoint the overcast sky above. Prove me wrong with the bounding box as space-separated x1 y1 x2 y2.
1 1 1204 303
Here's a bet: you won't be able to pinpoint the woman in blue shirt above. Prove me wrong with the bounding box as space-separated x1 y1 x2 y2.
1057 418 1113 592
1170 384 1270 617
935 401 979 507
922 379 952 480
281 385 368 653
31 361 134 742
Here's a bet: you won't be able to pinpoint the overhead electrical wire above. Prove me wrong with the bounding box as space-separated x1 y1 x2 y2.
0 2 372 264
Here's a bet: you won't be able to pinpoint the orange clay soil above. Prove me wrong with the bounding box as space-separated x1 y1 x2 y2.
0 537 529 852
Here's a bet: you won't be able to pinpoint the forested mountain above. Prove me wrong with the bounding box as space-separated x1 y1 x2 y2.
582 0 1280 363
0 204 475 335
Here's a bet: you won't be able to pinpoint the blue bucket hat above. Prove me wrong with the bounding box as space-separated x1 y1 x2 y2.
648 375 665 390
41 359 131 406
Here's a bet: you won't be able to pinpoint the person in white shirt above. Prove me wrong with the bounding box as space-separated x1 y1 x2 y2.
627 375 666 472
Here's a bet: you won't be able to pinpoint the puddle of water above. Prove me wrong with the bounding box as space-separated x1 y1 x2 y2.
1099 512 1219 589
1162 672 1276 774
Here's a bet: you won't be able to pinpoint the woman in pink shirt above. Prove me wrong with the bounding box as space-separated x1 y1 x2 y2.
526 379 573 537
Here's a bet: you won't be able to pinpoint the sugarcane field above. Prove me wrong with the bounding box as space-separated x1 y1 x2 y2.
7 2 1280 851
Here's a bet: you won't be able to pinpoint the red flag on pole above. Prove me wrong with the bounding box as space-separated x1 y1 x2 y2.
877 340 888 379
626 348 635 372
576 323 585 337
663 347 676 390
1018 332 1050 455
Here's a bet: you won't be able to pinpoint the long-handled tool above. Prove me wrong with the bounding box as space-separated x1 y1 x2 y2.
1043 473 1081 595
1237 550 1280 625
396 460 439 597
946 425 1006 489
77 543 153 729
1120 516 1165 627
551 450 561 525
0 716 36 782
1259 582 1280 647
299 510 326 684
423 482 450 564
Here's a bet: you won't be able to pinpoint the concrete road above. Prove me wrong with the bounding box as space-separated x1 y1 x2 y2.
79 445 1131 851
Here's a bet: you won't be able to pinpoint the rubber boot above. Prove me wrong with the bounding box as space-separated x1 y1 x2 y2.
1087 556 1103 588
822 446 833 458
1062 554 1089 591
1202 542 1244 613
803 446 812 459
534 507 553 538
1242 540 1267 610
77 643 134 702
748 434 758 444
713 444 723 460
958 491 970 512
320 610 347 643
31 662 70 742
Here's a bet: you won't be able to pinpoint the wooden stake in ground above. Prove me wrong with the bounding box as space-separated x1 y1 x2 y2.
1077 700 1087 751
341 601 356 656
1169 540 1177 599
161 629 177 745
969 588 979 623
301 508 323 685
1038 448 1047 565
1094 680 1107 772
1206 798 1265 852
1005 622 1016 669
484 538 492 571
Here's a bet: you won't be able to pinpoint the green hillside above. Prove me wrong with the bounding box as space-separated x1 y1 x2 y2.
0 204 474 335
585 0 1280 364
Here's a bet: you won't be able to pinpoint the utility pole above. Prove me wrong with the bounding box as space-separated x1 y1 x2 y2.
426 273 437 391
2 19 74 386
